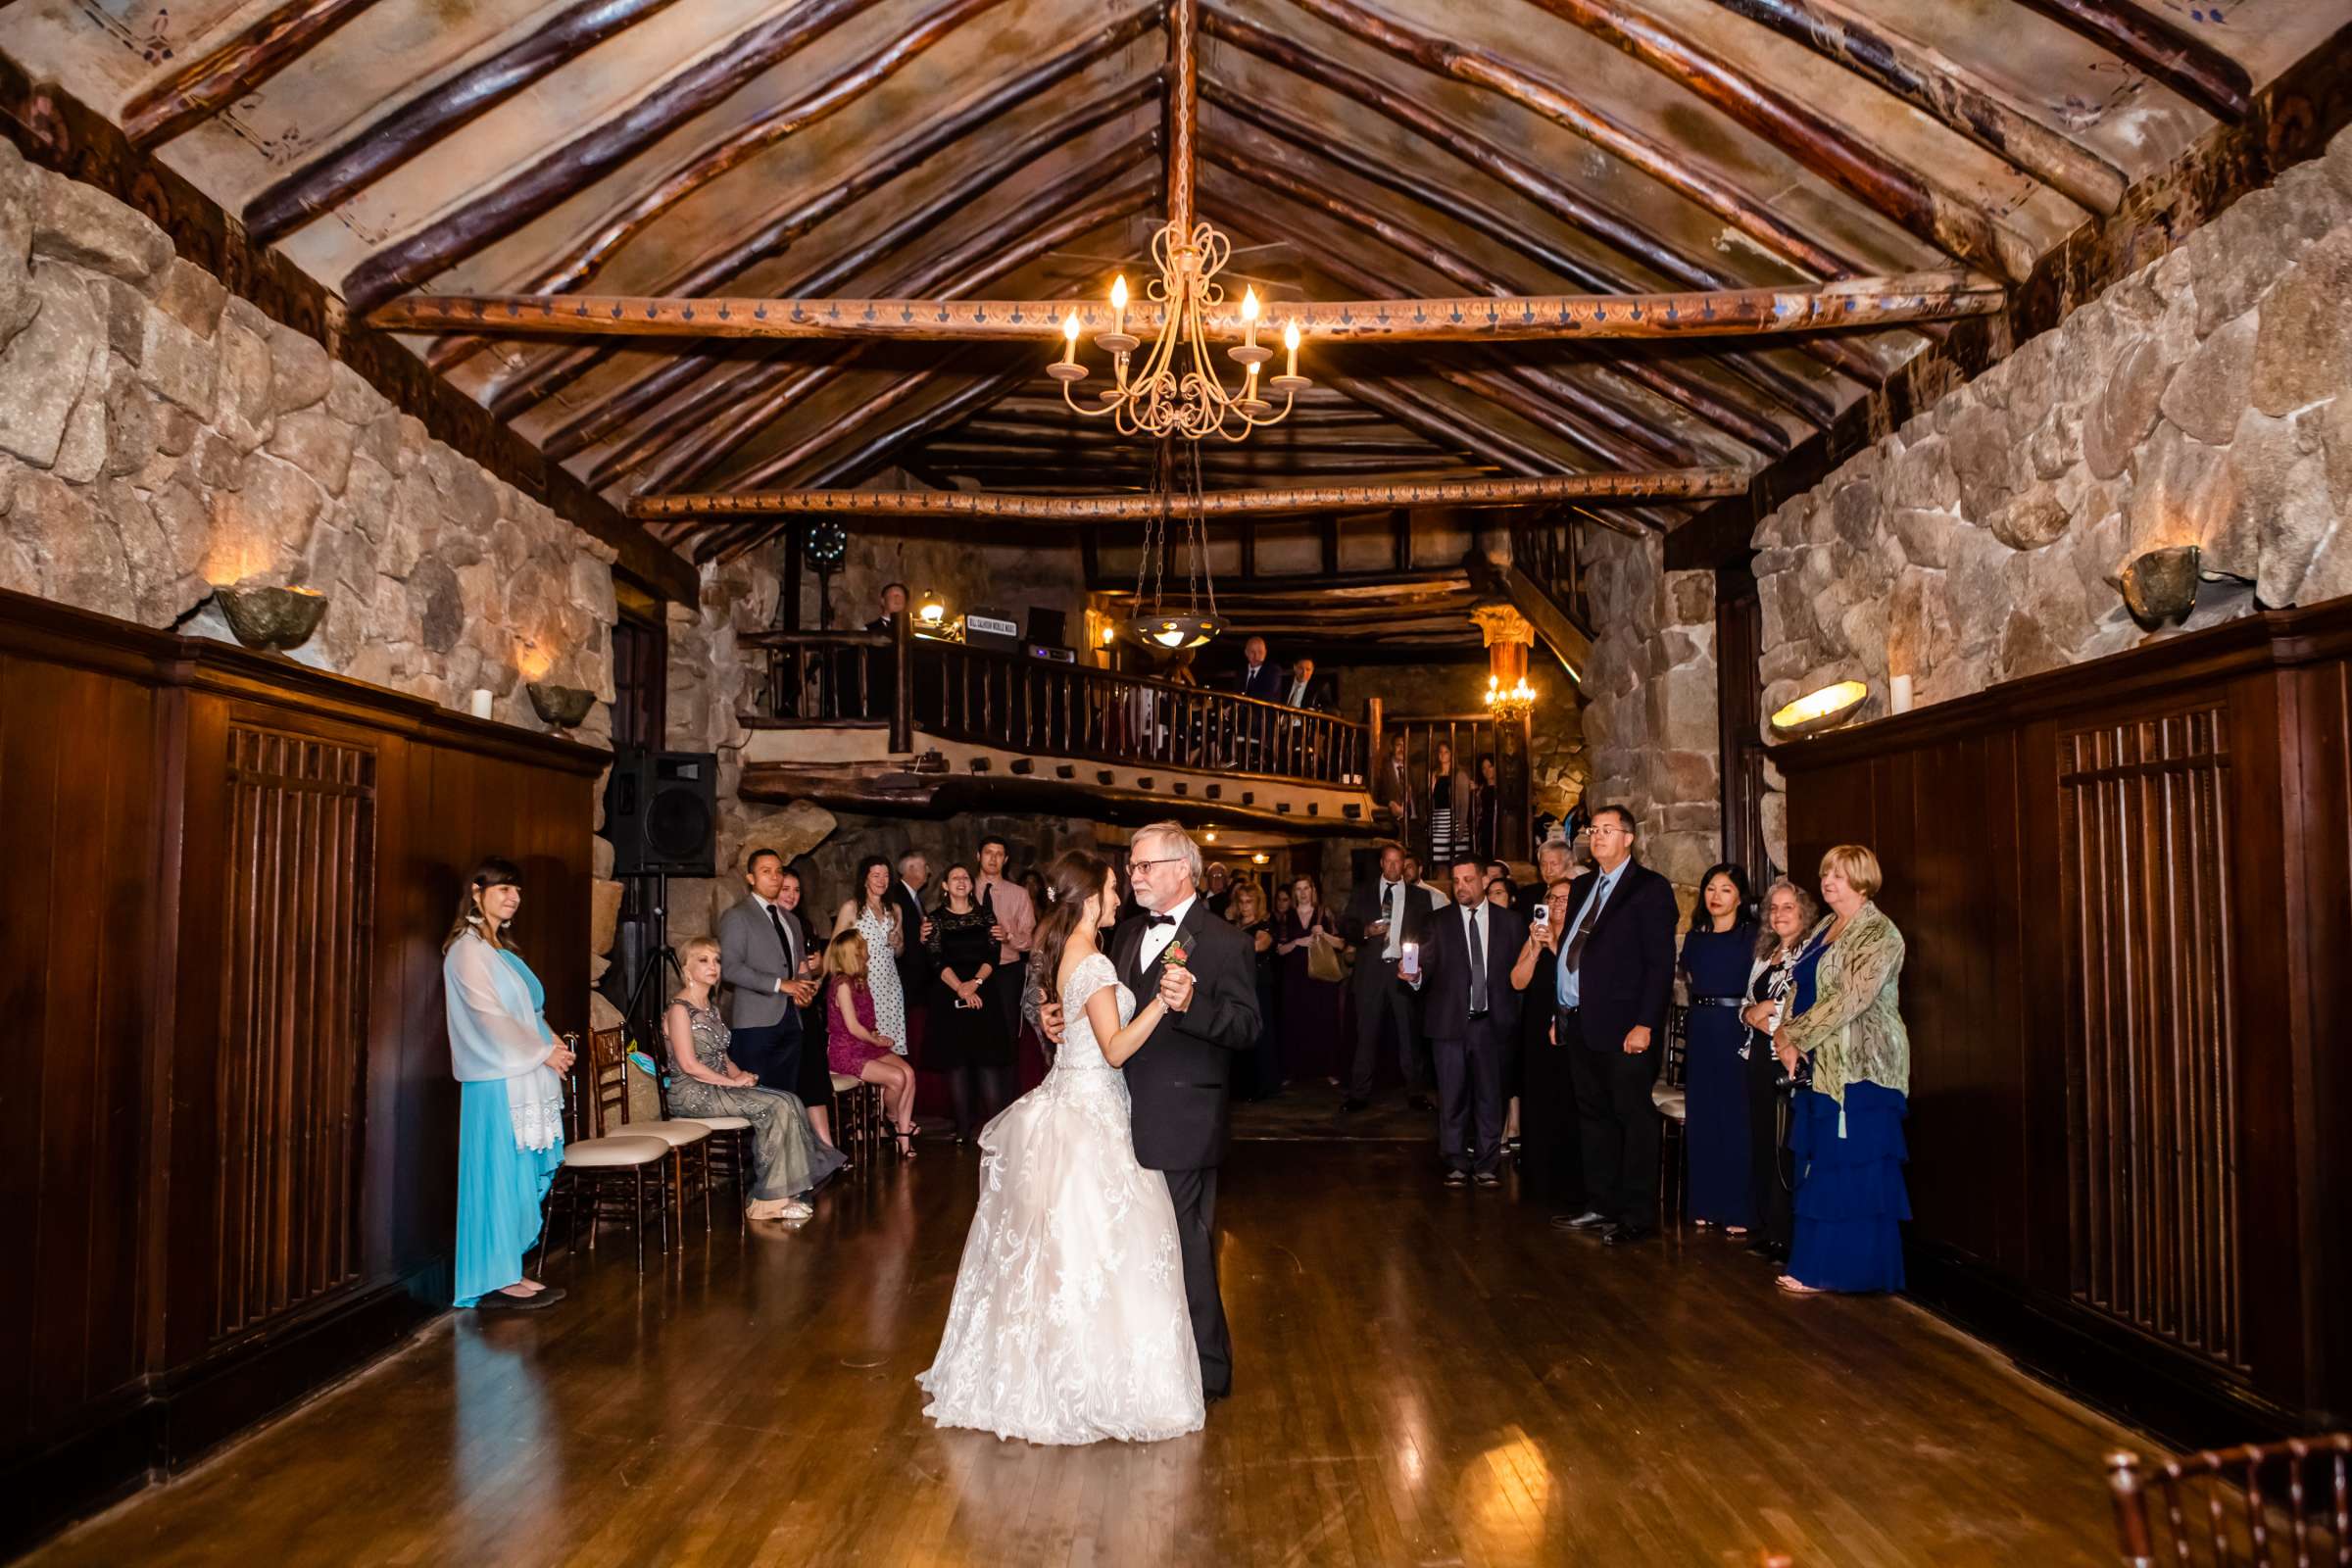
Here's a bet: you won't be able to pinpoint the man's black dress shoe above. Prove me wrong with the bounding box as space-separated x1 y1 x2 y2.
1443 1169 1470 1187
1550 1210 1611 1231
1341 1097 1370 1113
1472 1171 1501 1189
1747 1240 1789 1263
1205 1388 1230 1405
1406 1093 1436 1113
1603 1225 1655 1247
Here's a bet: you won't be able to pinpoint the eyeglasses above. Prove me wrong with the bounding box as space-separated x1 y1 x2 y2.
1127 857 1185 872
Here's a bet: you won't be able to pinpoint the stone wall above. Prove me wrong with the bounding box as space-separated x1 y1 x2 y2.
1748 125 2352 865
1579 527 1721 906
0 144 616 734
799 526 1087 641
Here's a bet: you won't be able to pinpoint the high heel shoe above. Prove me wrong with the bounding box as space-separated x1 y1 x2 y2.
892 1124 918 1159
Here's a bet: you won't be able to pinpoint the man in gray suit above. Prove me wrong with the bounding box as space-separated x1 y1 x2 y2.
719 848 819 1092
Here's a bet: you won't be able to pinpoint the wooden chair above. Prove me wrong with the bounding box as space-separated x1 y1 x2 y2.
2107 1436 2351 1567
642 1024 754 1233
831 1072 887 1166
1652 1003 1690 1223
585 1026 715 1234
534 1037 670 1273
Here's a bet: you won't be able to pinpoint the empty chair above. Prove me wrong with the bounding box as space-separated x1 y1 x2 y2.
2107 1435 2351 1567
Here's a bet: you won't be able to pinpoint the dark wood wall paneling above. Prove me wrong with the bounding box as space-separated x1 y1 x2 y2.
1773 600 2352 1446
0 591 605 1554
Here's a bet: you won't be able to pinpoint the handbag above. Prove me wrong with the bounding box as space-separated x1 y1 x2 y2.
1306 925 1345 985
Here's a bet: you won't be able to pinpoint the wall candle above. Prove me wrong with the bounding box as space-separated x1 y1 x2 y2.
1059 311 1079 367
1889 673 1914 714
1242 286 1259 349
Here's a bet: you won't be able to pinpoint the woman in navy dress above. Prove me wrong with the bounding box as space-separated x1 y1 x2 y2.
1680 863 1758 1233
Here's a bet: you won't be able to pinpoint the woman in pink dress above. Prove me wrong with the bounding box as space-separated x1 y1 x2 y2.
824 929 918 1155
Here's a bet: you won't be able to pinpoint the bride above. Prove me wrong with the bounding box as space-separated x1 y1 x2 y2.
916 850 1205 1445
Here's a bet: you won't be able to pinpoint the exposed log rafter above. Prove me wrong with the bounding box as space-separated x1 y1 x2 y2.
122 0 377 148
2010 0 2252 123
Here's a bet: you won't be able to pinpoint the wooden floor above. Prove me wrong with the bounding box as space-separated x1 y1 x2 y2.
31 1144 2137 1568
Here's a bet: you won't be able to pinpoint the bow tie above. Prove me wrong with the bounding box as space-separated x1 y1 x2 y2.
1146 912 1179 927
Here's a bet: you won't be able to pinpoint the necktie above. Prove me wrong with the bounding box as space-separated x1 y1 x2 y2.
1562 879 1607 975
1384 881 1402 959
768 904 797 970
1467 906 1487 1015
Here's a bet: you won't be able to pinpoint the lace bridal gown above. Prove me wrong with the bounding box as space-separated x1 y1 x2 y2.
917 953 1204 1445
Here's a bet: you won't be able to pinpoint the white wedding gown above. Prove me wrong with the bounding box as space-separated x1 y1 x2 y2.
916 952 1205 1445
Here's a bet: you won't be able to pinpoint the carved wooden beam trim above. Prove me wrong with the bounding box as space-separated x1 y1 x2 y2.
341 0 876 312
122 0 379 148
1696 0 2126 215
1276 0 1862 277
597 170 1154 490
242 0 688 241
633 468 1747 522
500 0 1023 308
2009 0 2251 123
1519 0 2031 279
1166 0 1200 230
1203 139 1794 452
1200 77 1871 403
444 4 1159 387
547 128 1155 466
369 270 2002 341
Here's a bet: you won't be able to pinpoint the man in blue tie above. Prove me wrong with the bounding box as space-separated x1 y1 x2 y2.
1544 806 1679 1245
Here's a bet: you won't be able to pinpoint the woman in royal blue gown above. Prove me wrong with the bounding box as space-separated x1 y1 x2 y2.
1679 863 1758 1233
443 858 572 1310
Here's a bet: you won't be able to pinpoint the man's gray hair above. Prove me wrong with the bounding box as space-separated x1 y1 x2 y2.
1133 821 1204 888
896 849 927 874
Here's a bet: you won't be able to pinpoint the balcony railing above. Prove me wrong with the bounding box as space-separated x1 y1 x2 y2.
1509 511 1592 632
1379 710 1535 860
742 622 1374 789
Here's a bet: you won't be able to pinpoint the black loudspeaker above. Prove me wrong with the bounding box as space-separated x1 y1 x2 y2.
606 749 717 876
1027 606 1067 646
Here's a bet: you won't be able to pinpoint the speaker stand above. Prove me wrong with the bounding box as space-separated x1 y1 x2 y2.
618 873 686 1057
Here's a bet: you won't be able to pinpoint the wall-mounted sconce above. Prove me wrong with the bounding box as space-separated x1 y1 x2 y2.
215 585 327 651
1202 830 1218 844
916 589 949 628
2115 545 2201 627
1768 679 1869 741
526 682 595 728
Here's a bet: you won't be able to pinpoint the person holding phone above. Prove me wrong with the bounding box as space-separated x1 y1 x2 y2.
1510 872 1580 1206
925 863 1014 1142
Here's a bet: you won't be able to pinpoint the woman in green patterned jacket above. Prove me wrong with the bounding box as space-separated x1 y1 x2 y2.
1771 844 1911 1294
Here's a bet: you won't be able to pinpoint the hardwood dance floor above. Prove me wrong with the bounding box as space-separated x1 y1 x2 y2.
31 1144 2135 1568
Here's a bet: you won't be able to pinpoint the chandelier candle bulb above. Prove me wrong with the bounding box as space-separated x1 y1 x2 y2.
1284 319 1298 378
1243 286 1260 349
1050 311 1087 382
1111 274 1128 335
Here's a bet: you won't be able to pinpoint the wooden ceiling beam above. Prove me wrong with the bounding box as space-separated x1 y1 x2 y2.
632 467 1749 523
343 0 875 312
122 0 376 148
2009 0 2251 123
1201 78 1872 403
1519 0 2031 279
1695 0 2126 215
1166 0 1200 228
452 5 1159 389
1204 141 1789 454
1278 0 1863 278
244 0 690 241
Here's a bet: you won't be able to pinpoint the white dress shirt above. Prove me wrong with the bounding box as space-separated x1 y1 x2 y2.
1557 860 1626 1008
1375 879 1406 958
752 892 801 981
1458 899 1491 1015
1138 893 1198 970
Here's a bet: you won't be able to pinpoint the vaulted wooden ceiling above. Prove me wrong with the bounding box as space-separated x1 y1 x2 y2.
6 0 2342 566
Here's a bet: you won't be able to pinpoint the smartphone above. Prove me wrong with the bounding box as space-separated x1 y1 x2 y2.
1532 903 1550 929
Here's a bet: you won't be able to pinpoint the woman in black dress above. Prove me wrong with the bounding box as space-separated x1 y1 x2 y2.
925 864 1013 1141
1509 876 1578 1205
1230 880 1282 1100
1471 754 1502 860
1275 872 1346 1088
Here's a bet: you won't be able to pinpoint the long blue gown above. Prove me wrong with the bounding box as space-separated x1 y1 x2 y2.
453 949 565 1306
1680 923 1757 1228
1786 944 1910 1292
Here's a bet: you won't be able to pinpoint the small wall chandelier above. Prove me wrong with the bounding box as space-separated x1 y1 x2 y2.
1485 673 1538 723
1050 218 1309 442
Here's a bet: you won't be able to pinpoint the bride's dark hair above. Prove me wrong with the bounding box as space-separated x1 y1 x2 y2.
1029 850 1117 1007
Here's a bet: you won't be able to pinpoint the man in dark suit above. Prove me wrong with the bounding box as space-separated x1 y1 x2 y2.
1111 822 1260 1401
1342 842 1435 1114
1279 656 1330 712
887 850 933 1058
1546 805 1679 1245
718 849 820 1091
864 581 908 631
1410 857 1529 1188
1234 635 1284 701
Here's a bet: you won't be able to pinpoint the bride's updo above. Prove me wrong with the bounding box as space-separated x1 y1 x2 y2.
1030 849 1118 1005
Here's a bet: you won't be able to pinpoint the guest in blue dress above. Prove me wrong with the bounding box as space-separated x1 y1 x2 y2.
1772 844 1912 1295
443 858 571 1311
1679 863 1758 1233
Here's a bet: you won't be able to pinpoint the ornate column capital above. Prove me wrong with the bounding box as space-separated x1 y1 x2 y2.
1470 601 1535 649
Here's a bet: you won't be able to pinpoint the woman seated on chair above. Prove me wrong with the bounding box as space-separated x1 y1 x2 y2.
664 937 843 1220
824 929 920 1157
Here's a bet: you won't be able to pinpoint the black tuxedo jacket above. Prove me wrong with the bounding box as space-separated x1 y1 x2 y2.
885 879 929 996
1111 899 1259 1172
1417 899 1528 1041
1341 873 1435 952
1236 661 1285 701
1557 859 1678 1049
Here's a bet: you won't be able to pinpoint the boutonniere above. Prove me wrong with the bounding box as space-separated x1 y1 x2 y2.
1163 940 1191 969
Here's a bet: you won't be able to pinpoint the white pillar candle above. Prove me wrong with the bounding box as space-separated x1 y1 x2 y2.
1889 674 1914 714
469 688 494 719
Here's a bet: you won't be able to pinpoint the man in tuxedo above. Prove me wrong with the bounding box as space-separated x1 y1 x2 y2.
718 849 820 1093
1410 858 1528 1187
888 850 933 1057
1112 822 1259 1401
1546 806 1679 1245
1342 842 1435 1114
1234 635 1284 700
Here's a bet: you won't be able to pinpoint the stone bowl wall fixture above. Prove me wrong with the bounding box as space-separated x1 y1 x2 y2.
527 681 596 727
215 584 328 650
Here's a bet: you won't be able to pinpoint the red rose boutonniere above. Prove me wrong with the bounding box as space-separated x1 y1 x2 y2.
1163 941 1191 969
